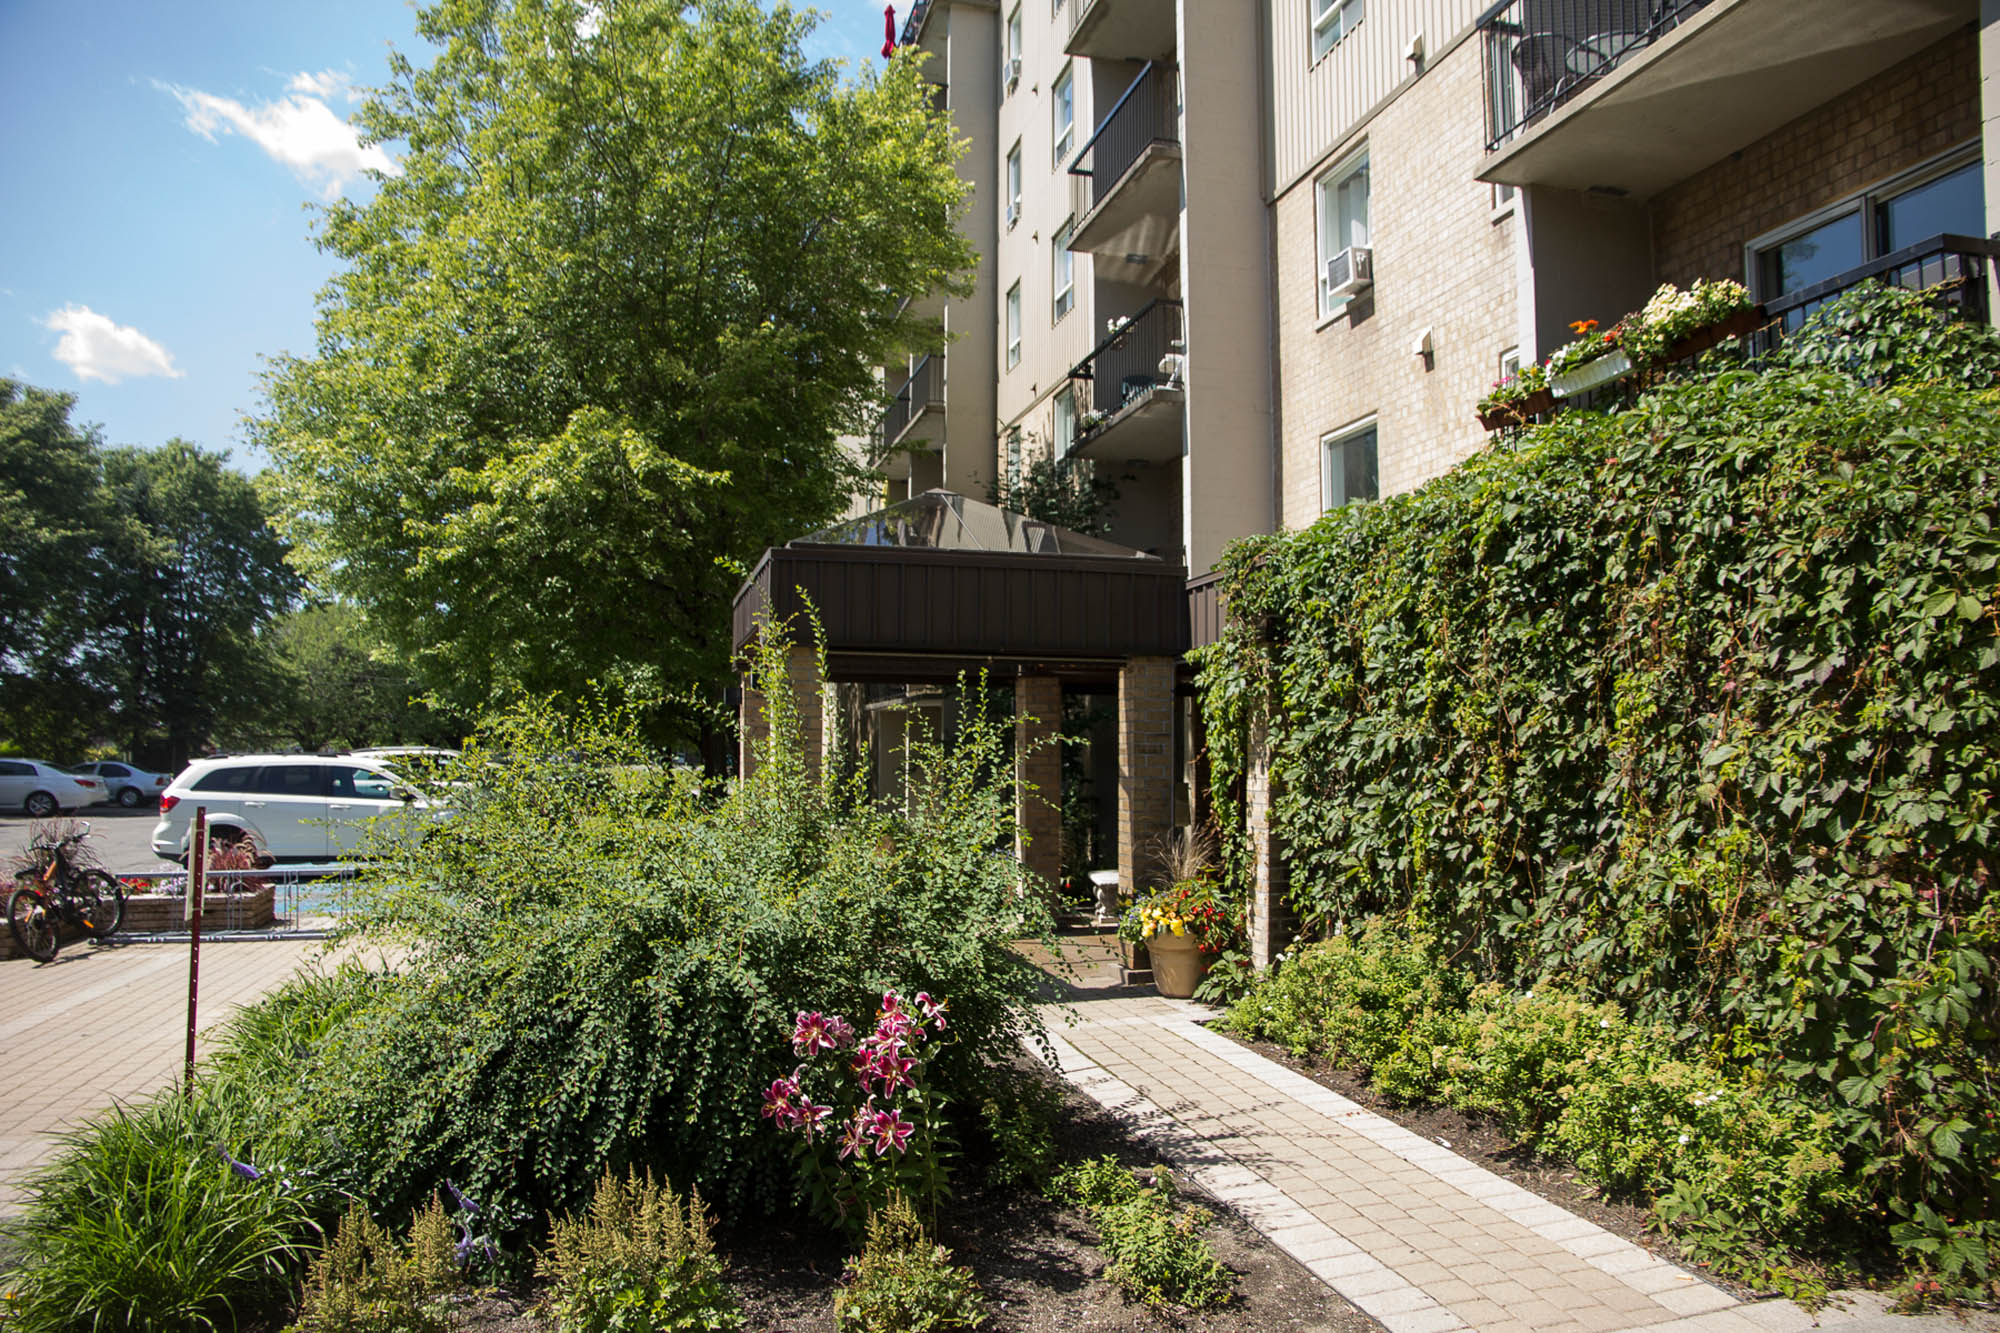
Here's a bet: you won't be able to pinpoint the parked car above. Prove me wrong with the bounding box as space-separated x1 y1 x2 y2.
73 760 173 808
151 753 446 862
0 759 104 817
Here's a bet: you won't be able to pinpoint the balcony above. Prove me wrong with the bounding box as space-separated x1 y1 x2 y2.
1477 0 1969 199
875 355 946 478
1754 232 1999 345
1064 0 1175 61
1067 300 1184 465
1066 63 1181 274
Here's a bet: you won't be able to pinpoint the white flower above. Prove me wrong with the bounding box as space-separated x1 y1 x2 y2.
1598 1018 1610 1028
1677 1133 1690 1145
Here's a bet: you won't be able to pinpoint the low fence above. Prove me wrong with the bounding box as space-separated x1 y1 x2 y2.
110 863 363 942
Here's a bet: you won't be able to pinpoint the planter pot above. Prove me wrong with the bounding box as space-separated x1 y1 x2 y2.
122 884 277 934
1147 932 1211 999
1550 349 1634 398
1120 938 1150 972
1476 387 1554 430
1662 307 1766 363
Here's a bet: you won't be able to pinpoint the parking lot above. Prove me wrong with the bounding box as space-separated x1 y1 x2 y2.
0 808 379 1221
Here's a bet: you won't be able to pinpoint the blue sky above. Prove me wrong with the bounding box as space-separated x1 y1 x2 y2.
0 0 892 471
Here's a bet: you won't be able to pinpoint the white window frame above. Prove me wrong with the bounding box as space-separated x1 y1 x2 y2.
1321 418 1379 512
1052 63 1075 167
1006 281 1023 369
1005 6 1023 93
1053 386 1076 457
1311 0 1363 62
1744 142 1982 303
1316 147 1370 320
1006 141 1023 228
1052 218 1075 322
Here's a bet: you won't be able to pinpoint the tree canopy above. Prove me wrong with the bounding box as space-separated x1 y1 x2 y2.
255 0 975 742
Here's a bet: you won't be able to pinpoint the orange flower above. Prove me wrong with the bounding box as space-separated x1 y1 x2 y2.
1569 318 1598 334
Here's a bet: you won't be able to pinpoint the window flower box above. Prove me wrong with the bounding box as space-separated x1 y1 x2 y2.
1662 306 1766 363
1550 348 1633 398
1476 387 1555 430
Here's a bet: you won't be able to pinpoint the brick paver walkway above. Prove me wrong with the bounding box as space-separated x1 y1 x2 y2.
0 938 356 1218
1035 936 1980 1333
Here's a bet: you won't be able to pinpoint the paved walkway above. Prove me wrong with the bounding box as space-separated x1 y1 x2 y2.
0 937 357 1218
1034 935 1985 1333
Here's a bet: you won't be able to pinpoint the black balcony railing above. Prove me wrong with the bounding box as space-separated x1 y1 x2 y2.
881 354 945 445
1068 300 1183 426
1479 0 1713 152
1744 233 2000 362
899 0 929 48
1066 62 1178 214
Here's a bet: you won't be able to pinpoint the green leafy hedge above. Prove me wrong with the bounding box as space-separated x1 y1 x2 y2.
1197 296 2000 1282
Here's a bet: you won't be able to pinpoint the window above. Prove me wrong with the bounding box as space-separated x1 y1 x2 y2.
252 764 326 798
1006 281 1022 369
1311 0 1363 61
1005 6 1023 92
1006 142 1022 227
1052 64 1075 166
1052 219 1075 321
1751 148 1982 304
1006 426 1023 490
1053 0 1064 16
1498 347 1521 382
1316 149 1370 317
1322 423 1379 511
192 765 254 792
1054 386 1076 456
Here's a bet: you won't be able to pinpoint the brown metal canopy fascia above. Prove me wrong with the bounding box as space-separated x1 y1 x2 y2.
732 543 1189 669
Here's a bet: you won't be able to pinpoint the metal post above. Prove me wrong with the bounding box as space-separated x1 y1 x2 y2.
184 807 206 1095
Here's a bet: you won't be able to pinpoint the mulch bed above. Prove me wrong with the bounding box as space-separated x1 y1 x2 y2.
437 1054 1371 1332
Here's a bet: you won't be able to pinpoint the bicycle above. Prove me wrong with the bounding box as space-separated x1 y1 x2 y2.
7 822 126 962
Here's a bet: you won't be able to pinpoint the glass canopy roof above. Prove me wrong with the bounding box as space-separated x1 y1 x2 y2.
794 490 1154 559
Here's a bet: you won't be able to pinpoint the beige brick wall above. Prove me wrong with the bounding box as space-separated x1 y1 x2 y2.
1273 35 1519 530
1117 656 1177 894
1650 27 1980 287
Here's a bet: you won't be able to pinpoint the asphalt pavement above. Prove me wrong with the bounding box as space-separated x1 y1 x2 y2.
0 805 178 874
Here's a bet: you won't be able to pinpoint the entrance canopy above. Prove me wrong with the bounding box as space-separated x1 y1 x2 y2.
732 491 1189 683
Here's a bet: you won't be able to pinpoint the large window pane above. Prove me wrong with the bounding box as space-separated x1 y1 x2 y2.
1760 211 1863 300
1878 162 1983 253
1323 426 1378 510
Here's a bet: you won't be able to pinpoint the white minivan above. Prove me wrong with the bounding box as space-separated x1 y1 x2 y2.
152 754 441 861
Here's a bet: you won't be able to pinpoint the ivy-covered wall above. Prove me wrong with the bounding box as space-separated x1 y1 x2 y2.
1196 315 2000 1240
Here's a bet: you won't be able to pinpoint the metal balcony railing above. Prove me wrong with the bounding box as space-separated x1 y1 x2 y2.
1069 300 1183 423
1066 62 1178 214
881 354 945 445
899 0 930 48
1479 0 1714 152
1751 232 2000 351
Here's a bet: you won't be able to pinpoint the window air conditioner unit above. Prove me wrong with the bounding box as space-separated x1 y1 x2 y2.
1324 245 1374 302
1005 202 1019 228
1005 57 1022 89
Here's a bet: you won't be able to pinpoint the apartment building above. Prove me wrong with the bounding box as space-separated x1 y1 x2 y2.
748 0 2000 911
1274 0 1995 531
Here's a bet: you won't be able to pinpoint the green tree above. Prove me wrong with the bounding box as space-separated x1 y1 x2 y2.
255 0 974 743
0 379 114 757
244 603 460 751
97 442 297 767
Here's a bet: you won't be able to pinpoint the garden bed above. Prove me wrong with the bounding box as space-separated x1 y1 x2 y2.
119 884 276 933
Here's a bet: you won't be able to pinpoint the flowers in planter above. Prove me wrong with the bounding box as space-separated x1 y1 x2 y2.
1124 878 1239 956
1546 318 1626 376
1475 361 1550 418
1619 278 1754 364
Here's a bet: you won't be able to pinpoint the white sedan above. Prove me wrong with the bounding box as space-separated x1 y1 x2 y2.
73 761 173 808
0 759 104 818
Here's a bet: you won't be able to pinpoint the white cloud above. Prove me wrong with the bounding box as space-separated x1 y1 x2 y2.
286 68 363 102
44 305 183 385
160 73 398 199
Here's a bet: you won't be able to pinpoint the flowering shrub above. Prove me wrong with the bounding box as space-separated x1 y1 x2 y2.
1545 318 1626 375
764 991 955 1232
1125 879 1238 955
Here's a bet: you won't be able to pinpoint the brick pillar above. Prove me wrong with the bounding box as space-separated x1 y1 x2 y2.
1245 711 1296 970
737 643 823 783
1014 675 1063 902
1117 656 1176 895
